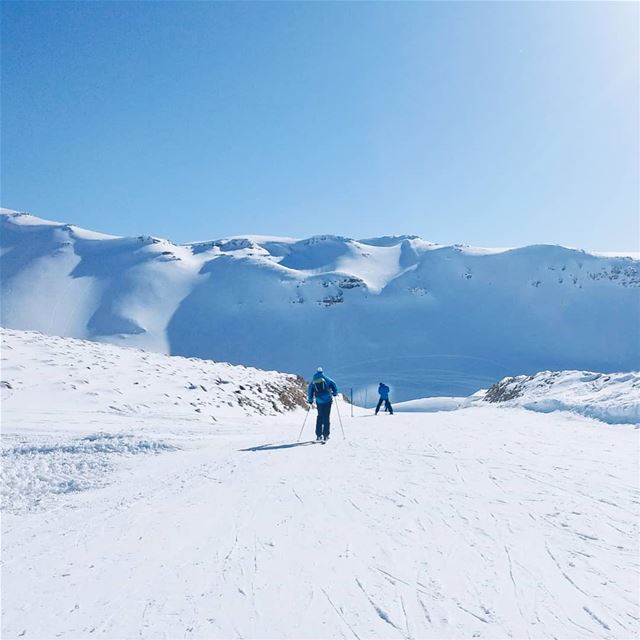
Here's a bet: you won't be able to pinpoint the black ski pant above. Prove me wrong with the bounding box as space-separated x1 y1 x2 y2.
375 398 393 415
316 401 332 438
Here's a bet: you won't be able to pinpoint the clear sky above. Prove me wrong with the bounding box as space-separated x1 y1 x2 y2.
2 1 638 250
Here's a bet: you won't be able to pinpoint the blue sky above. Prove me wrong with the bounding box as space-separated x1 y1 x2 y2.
2 1 638 250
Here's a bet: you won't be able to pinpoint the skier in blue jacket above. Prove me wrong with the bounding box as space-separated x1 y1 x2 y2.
307 367 338 442
375 382 393 415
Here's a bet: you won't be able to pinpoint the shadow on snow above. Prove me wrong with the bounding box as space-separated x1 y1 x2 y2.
239 441 319 452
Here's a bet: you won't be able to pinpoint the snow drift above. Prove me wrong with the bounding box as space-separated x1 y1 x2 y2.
2 208 639 400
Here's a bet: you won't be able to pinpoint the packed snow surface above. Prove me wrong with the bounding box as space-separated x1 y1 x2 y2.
2 329 639 639
2 209 639 400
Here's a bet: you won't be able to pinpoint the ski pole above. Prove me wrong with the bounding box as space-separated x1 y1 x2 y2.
297 404 311 442
334 397 345 440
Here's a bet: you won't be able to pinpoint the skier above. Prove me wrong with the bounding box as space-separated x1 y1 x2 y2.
375 382 393 415
307 367 338 442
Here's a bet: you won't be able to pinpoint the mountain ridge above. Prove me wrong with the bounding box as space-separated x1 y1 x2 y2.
2 208 639 400
4 208 639 258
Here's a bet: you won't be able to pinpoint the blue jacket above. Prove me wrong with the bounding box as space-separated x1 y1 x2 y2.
308 373 338 405
378 383 390 400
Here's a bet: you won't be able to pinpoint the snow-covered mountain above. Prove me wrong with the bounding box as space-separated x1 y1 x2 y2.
2 208 639 400
394 370 640 425
483 369 640 424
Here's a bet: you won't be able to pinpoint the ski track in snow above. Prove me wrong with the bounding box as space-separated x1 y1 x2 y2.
2 404 639 639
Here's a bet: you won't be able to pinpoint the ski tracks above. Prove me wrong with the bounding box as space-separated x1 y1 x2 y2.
3 407 638 639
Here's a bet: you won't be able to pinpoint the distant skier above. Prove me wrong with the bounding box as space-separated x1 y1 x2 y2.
375 382 393 415
307 367 338 442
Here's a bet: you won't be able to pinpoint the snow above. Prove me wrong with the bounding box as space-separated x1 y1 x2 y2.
483 370 640 425
336 241 405 293
1 210 639 401
0 328 306 429
592 251 640 260
1 229 101 338
2 433 177 513
394 396 470 412
65 225 121 241
393 371 639 425
1 327 306 514
358 235 422 247
2 329 638 639
453 245 513 255
0 209 61 226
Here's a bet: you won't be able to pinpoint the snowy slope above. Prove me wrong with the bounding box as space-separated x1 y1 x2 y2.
2 208 639 400
2 329 639 639
394 370 640 426
394 396 476 413
0 328 306 425
483 370 640 425
1 328 306 513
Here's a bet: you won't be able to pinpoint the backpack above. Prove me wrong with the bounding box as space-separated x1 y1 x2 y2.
313 377 328 395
